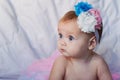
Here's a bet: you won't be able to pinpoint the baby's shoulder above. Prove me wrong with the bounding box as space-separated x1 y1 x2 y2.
91 53 107 67
56 55 68 61
53 55 68 66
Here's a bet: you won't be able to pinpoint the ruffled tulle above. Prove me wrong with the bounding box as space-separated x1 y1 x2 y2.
19 50 120 80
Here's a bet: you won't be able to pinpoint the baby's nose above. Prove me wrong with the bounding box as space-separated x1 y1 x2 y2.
60 39 66 46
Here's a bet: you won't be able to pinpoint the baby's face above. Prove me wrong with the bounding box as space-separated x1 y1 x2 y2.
57 20 90 58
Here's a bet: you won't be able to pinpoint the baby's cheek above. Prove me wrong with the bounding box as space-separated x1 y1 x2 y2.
69 45 79 52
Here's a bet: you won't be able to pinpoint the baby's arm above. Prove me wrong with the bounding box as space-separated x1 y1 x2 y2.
97 56 112 80
49 55 67 80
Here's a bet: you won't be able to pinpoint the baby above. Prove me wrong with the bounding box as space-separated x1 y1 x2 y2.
49 1 112 80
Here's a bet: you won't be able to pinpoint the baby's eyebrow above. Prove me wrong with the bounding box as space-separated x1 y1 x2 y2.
58 28 59 31
68 34 77 38
57 29 61 33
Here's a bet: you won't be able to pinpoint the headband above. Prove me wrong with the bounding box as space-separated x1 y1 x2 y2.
74 1 102 33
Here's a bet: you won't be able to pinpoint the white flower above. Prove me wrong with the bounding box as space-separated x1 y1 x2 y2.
77 12 97 33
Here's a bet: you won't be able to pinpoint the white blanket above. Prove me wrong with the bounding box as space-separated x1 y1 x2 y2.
0 0 120 79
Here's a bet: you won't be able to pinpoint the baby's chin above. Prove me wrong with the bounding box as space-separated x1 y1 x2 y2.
59 49 69 57
61 53 69 57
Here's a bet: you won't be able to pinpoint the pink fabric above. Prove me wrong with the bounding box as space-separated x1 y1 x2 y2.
20 50 120 80
21 50 59 80
89 9 102 30
112 73 120 80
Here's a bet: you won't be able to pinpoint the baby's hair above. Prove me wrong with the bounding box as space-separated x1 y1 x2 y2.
59 10 103 43
59 11 77 22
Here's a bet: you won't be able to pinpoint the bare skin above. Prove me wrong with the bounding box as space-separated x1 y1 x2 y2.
50 53 112 80
49 20 112 80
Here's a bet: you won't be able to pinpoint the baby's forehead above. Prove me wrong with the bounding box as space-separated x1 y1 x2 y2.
58 21 83 36
58 20 78 28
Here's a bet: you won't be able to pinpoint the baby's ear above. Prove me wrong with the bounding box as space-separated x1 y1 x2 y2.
88 36 97 50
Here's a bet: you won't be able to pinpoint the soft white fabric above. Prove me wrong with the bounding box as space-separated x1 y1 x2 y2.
0 0 120 79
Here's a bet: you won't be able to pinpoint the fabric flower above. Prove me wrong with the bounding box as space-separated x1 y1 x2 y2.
74 2 92 16
77 12 97 33
74 1 102 33
88 9 102 30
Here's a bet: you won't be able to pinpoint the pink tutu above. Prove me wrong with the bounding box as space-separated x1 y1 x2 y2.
19 50 59 80
19 50 120 80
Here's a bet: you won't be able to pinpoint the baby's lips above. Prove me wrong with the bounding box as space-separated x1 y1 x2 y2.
59 48 65 53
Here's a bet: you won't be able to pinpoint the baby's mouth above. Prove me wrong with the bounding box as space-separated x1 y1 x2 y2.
59 49 65 53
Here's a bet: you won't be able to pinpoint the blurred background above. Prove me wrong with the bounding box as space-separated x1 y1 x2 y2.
0 0 120 79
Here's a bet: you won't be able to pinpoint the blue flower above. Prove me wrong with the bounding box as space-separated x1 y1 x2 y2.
74 2 93 16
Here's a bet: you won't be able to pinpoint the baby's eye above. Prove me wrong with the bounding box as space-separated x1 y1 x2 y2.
58 33 62 38
69 35 75 41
